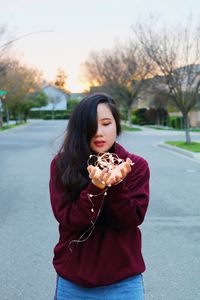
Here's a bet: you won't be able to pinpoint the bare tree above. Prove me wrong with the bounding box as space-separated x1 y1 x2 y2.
138 78 170 126
83 42 151 124
134 18 200 142
0 25 11 78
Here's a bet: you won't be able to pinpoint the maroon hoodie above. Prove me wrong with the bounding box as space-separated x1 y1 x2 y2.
49 143 150 287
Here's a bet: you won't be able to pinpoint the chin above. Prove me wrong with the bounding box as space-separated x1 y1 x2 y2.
92 147 107 154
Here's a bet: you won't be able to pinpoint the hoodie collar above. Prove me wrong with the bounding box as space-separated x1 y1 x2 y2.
114 143 129 160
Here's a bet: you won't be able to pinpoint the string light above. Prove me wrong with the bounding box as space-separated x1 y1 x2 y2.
68 187 108 252
68 153 134 252
87 152 124 170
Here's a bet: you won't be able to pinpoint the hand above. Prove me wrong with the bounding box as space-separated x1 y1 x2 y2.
87 157 133 188
106 158 133 186
87 165 111 189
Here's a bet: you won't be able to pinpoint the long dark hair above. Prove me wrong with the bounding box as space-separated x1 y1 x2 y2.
57 92 121 201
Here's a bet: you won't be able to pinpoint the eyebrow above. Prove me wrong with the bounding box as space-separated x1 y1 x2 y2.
100 118 112 121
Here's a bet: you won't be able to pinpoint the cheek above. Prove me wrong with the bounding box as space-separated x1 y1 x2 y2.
108 126 117 139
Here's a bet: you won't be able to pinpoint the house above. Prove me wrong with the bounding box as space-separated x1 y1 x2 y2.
189 110 200 127
42 85 69 110
31 84 69 111
137 66 200 127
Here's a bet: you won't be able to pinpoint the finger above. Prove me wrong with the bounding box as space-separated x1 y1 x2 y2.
87 165 92 172
114 174 121 182
98 168 108 181
109 173 121 185
122 160 131 173
120 167 126 179
101 168 109 176
125 163 131 173
102 170 111 181
106 177 115 186
87 165 94 175
89 170 96 179
88 166 98 179
104 170 116 186
126 157 134 166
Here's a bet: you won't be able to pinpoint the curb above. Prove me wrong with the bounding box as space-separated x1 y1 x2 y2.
158 142 200 161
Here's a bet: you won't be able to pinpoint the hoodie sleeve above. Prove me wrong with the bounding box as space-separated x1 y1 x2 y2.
49 158 106 232
106 157 150 229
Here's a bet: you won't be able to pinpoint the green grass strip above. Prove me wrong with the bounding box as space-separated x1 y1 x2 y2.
0 122 25 131
165 141 200 152
122 125 141 132
148 126 200 132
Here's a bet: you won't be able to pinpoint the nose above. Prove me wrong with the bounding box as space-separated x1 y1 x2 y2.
95 124 103 137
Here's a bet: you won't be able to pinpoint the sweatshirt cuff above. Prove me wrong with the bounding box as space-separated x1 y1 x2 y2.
108 180 125 195
87 182 107 195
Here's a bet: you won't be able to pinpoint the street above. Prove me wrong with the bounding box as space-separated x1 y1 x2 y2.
0 120 200 299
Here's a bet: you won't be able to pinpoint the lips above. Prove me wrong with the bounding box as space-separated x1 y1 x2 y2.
94 141 106 147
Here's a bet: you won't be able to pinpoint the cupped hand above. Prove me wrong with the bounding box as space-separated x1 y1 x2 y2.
106 158 133 186
87 165 111 189
87 157 133 188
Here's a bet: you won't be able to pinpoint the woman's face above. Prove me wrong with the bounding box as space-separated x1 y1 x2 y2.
90 103 117 153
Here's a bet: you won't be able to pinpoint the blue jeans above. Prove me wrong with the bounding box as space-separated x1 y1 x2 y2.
54 274 145 300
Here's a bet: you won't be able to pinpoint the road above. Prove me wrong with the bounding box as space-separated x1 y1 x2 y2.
0 120 200 299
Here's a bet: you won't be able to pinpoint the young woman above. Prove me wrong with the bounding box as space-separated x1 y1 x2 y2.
49 92 150 300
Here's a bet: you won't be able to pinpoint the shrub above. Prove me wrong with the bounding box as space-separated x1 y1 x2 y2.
131 115 138 124
43 114 52 120
145 108 157 125
67 99 79 111
54 112 68 119
168 116 183 129
132 108 147 125
28 110 70 120
120 106 128 121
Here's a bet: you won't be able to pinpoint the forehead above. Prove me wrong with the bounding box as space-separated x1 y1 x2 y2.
97 103 113 119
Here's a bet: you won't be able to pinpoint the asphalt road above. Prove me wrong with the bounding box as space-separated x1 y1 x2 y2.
0 120 200 300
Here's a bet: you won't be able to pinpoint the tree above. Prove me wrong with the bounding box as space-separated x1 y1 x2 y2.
54 68 68 91
83 42 152 124
139 76 170 125
134 18 200 142
0 25 49 125
22 90 47 121
0 25 10 86
0 58 44 123
0 25 9 57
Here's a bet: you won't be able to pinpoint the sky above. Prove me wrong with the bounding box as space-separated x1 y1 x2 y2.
1 0 200 92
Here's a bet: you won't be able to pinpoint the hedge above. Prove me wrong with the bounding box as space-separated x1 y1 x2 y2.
28 110 71 119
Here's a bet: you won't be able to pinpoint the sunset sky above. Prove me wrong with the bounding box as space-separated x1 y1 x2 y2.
1 0 200 92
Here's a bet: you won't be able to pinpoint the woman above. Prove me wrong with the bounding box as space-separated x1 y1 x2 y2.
49 92 150 299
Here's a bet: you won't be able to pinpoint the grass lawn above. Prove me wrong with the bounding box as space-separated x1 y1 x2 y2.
165 141 200 152
147 126 200 132
148 126 200 132
147 126 174 130
122 124 141 132
190 128 200 132
0 122 26 131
